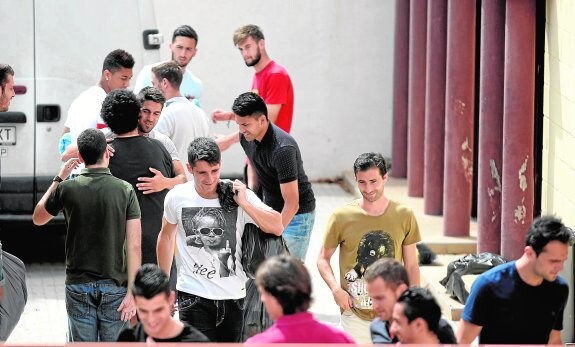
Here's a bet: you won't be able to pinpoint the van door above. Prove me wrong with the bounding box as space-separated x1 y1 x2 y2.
1 0 161 221
0 0 36 217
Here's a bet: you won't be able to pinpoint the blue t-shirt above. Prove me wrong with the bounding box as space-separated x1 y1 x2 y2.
462 261 568 344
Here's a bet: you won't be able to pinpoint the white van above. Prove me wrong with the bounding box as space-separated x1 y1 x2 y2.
0 0 163 222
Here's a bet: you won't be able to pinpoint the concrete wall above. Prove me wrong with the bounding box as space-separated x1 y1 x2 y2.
151 0 396 178
544 0 575 341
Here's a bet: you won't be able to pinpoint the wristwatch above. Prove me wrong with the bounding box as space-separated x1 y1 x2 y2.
53 175 63 183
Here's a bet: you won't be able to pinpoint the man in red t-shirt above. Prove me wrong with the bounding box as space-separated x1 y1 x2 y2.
212 25 294 189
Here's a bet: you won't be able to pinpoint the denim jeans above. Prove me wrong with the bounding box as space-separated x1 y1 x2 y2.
177 291 245 342
65 280 127 342
283 211 316 260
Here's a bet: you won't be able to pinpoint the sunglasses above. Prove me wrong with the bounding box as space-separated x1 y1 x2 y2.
198 227 224 236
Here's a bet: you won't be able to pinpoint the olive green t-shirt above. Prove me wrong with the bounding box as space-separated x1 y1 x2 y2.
322 200 421 320
45 168 141 286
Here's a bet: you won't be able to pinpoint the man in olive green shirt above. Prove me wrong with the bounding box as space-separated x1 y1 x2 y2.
33 128 141 342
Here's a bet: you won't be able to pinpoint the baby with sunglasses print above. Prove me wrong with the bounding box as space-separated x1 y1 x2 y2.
191 208 235 278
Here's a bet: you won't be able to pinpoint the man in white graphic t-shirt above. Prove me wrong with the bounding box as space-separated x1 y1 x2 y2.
157 137 283 342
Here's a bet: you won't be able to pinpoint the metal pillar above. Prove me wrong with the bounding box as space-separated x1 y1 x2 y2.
477 0 505 254
501 0 536 260
407 0 427 197
391 0 410 178
443 0 476 237
423 0 447 215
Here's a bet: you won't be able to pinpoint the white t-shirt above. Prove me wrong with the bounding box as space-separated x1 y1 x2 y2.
155 97 209 180
163 181 272 300
64 85 107 174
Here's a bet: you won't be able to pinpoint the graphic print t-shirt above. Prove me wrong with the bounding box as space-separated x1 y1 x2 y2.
164 181 272 300
322 200 421 320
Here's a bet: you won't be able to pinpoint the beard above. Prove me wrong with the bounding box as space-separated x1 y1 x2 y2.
171 53 188 68
245 50 262 67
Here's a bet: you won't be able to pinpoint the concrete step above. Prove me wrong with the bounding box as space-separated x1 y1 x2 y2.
420 254 478 321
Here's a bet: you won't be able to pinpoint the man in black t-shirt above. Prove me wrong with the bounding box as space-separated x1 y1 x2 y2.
102 90 175 265
232 92 315 261
118 264 209 343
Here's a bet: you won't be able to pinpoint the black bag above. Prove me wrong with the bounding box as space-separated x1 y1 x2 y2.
0 250 27 341
439 252 505 304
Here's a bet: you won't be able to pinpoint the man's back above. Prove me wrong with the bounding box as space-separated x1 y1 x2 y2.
108 136 174 264
155 97 209 173
44 168 139 285
462 261 569 344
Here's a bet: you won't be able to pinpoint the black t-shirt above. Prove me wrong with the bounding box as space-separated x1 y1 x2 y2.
118 322 209 342
109 136 174 265
240 123 315 214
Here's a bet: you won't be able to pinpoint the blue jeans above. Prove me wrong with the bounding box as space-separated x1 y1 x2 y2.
178 291 245 342
283 211 315 260
65 280 127 342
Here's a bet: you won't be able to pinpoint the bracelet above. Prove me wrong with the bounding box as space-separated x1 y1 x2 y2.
53 175 63 183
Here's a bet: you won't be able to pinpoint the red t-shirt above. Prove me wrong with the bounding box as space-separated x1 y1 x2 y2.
251 60 294 133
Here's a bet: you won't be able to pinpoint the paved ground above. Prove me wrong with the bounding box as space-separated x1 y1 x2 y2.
6 183 352 343
6 179 478 343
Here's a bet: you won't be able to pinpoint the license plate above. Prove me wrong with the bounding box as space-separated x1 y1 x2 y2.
0 126 16 145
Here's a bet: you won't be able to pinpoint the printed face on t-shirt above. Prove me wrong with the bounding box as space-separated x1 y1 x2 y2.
181 207 237 279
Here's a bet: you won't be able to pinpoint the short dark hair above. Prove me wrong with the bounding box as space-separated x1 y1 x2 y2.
77 128 107 165
364 258 410 288
137 86 166 107
397 287 441 334
172 25 198 43
0 64 14 94
256 254 312 315
132 264 170 299
526 215 572 256
233 24 265 46
231 92 267 120
102 49 135 73
354 152 388 177
101 89 140 135
152 61 183 89
187 137 221 167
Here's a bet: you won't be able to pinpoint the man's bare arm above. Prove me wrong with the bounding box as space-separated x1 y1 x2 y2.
279 180 299 229
548 329 563 345
33 158 80 225
317 246 353 311
157 217 178 275
117 218 141 321
402 243 420 286
266 104 282 124
215 131 240 152
137 162 186 194
456 319 482 344
232 179 283 235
